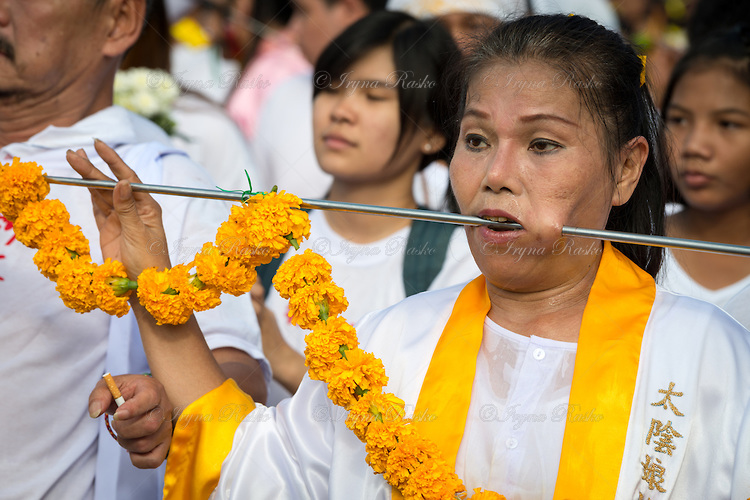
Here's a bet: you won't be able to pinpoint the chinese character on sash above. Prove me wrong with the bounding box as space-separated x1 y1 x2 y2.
646 419 683 456
640 454 667 492
651 382 684 416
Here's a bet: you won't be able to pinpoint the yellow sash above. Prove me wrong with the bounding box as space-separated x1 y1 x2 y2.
395 242 655 499
164 378 255 500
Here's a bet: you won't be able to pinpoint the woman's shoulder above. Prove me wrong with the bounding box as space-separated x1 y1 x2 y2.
649 287 750 366
355 283 468 345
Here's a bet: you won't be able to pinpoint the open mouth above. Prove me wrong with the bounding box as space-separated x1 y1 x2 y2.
480 216 523 231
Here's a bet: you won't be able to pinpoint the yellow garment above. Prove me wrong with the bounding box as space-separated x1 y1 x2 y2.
164 379 255 500
395 242 655 499
170 17 212 49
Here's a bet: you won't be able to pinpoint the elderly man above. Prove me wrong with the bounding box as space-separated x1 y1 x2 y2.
0 1 268 499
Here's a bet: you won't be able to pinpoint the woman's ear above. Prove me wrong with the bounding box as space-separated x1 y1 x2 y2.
612 136 649 207
422 130 447 155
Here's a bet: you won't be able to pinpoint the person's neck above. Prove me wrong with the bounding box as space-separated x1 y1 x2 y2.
0 80 113 148
486 254 601 343
324 179 417 243
670 203 750 245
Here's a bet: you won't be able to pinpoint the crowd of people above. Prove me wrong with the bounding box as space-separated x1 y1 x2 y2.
1 0 749 499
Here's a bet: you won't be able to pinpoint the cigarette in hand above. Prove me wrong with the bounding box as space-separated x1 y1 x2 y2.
103 372 125 407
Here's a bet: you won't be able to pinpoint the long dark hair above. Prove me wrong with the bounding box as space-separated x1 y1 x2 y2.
454 14 668 277
313 11 459 171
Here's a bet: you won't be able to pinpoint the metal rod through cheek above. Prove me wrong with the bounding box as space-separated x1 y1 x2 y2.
44 176 750 257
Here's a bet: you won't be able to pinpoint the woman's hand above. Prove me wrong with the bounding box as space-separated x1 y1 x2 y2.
89 374 174 469
65 140 171 278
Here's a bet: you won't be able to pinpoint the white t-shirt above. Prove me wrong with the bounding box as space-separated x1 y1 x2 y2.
659 249 750 329
0 106 268 500
170 92 266 193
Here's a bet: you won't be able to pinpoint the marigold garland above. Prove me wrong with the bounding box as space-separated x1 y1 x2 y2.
0 157 310 324
274 251 506 499
1 157 505 499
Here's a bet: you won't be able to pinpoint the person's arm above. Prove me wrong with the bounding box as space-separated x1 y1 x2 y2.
213 347 268 404
67 142 225 409
250 283 306 394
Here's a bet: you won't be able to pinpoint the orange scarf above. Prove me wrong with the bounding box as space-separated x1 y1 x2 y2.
397 242 655 498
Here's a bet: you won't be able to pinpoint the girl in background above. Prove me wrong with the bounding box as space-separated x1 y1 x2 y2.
661 27 750 328
255 11 479 399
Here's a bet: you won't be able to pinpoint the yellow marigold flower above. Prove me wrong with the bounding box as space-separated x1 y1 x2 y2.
137 267 192 325
214 194 311 267
13 199 70 249
273 249 332 299
92 259 132 317
401 459 465 500
55 259 98 314
33 224 91 280
469 488 506 499
288 281 348 330
345 391 405 442
214 218 282 267
0 158 50 221
365 419 415 474
193 242 257 296
304 316 358 380
326 348 388 409
249 191 311 244
171 263 222 312
383 433 441 490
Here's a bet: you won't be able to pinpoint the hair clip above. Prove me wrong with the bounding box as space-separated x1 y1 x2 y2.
638 55 647 86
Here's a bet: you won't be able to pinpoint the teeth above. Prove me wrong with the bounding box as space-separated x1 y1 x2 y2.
482 216 510 222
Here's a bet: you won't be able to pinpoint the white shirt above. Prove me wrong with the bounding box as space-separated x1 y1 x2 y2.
249 72 331 198
170 92 266 193
659 248 750 329
457 319 576 497
170 44 240 104
0 106 268 500
212 285 750 499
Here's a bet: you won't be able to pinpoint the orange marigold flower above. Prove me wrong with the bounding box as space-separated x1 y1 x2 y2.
193 242 257 296
92 259 132 317
273 249 332 299
304 316 358 380
365 419 416 474
401 458 465 500
137 267 192 325
326 348 388 409
55 259 98 314
288 281 348 329
214 208 270 266
171 263 222 312
248 191 311 246
0 158 50 221
345 391 405 442
384 432 442 490
214 195 310 267
33 224 91 280
13 199 70 248
469 488 506 499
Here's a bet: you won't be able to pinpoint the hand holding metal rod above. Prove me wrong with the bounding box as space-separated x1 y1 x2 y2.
44 175 750 258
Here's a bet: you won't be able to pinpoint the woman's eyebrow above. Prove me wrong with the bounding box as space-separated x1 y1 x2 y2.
518 113 578 128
